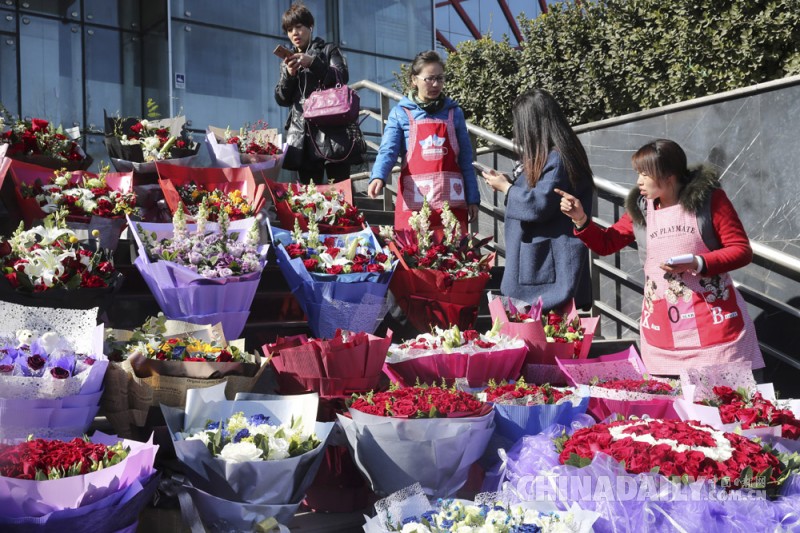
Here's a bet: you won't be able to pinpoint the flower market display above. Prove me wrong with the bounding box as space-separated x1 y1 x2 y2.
0 214 122 311
0 303 107 440
380 200 494 331
0 432 159 532
162 384 333 531
338 382 495 498
103 111 199 173
557 346 681 420
205 122 285 177
130 202 267 339
363 484 598 533
156 162 266 220
101 315 266 439
487 294 599 384
0 106 91 170
494 418 800 533
265 329 391 397
384 321 527 387
268 179 366 234
270 217 395 338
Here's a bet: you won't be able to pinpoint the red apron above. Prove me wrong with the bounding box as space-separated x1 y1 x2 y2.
395 108 468 231
639 199 763 375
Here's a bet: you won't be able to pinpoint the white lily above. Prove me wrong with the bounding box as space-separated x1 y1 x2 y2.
26 225 75 246
22 247 75 287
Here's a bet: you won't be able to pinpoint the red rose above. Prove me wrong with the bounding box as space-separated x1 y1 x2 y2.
303 258 318 271
30 118 49 132
27 354 46 371
366 263 383 272
216 350 233 362
326 265 343 275
50 367 70 379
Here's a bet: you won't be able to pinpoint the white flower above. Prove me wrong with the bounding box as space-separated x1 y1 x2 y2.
26 225 75 246
185 431 211 446
267 437 290 460
219 441 263 463
22 248 74 286
400 523 432 533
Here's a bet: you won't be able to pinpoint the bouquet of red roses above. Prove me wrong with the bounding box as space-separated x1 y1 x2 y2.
267 179 365 234
0 106 91 170
0 433 158 532
494 417 800 531
480 379 591 452
380 200 494 332
338 382 495 497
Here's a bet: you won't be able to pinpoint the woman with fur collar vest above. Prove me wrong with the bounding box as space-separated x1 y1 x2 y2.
556 139 764 377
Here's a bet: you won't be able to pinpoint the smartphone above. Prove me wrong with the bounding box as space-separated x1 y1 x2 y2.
472 161 492 174
273 45 295 60
665 254 695 266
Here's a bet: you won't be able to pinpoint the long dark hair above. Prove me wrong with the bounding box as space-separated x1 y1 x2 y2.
512 89 593 190
631 139 691 186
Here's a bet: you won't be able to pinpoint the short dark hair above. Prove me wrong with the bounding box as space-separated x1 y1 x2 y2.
408 50 444 83
281 3 314 33
631 139 689 184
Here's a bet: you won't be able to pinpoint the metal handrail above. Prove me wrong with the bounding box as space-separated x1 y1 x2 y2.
350 79 800 369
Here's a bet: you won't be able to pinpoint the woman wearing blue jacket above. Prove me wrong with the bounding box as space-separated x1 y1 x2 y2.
368 51 479 230
481 89 594 311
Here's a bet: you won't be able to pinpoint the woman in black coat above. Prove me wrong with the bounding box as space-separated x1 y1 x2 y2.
275 3 360 184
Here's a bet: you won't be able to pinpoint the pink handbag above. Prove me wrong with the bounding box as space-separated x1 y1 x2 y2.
303 82 360 127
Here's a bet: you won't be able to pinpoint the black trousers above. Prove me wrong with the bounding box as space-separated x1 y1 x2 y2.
297 160 350 185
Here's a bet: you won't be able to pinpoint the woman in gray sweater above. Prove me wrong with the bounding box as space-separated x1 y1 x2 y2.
481 89 594 311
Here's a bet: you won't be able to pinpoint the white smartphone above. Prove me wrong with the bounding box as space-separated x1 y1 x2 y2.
665 254 695 266
472 161 492 174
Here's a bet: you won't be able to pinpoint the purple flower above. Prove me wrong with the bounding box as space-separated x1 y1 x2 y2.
233 428 250 443
206 420 222 430
247 414 270 426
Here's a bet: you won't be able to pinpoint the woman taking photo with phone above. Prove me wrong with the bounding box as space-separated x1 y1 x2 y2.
368 50 479 230
556 139 764 376
274 3 359 184
480 89 594 312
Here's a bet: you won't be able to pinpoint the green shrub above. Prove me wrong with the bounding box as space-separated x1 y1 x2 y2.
441 0 800 130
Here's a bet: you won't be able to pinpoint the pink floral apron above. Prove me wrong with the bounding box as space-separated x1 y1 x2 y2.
639 200 764 375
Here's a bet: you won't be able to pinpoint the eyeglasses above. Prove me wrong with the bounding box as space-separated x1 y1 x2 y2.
416 75 446 85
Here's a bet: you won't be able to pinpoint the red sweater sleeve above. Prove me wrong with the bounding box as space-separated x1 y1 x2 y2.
574 212 636 255
699 189 752 276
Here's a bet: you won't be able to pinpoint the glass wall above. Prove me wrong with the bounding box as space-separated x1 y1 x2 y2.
1 0 433 171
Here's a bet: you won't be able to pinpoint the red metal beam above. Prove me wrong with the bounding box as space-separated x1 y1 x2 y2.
496 0 523 45
436 29 457 53
449 0 482 40
539 0 548 13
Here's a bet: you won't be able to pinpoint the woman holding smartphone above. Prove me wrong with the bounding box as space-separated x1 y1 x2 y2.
274 3 359 184
481 89 594 312
556 139 764 376
368 50 479 230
